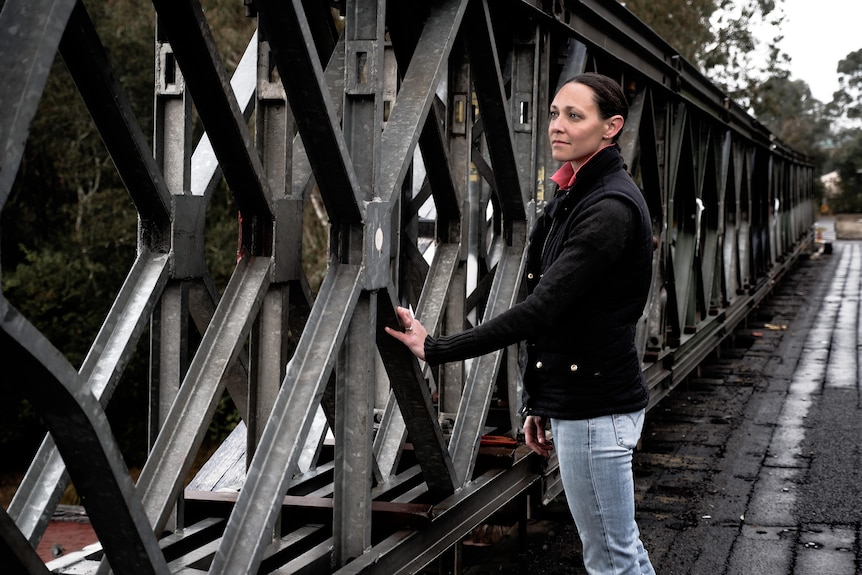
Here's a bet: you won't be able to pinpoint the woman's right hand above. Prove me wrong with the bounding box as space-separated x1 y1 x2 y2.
383 306 427 361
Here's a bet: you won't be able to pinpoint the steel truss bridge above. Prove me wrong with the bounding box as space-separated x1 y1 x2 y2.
0 0 815 573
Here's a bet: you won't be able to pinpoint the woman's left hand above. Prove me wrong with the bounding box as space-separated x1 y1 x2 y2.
524 415 553 457
384 306 427 361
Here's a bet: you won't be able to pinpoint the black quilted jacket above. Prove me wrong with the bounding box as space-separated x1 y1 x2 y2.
424 146 654 420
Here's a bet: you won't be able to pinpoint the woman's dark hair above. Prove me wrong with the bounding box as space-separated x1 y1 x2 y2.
559 73 628 142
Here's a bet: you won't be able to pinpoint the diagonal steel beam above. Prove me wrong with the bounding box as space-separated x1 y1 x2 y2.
377 286 459 496
0 297 170 574
463 0 526 224
59 1 172 241
415 243 462 343
0 506 51 575
448 237 528 485
418 98 464 236
8 252 170 546
190 30 258 198
386 4 462 233
254 0 363 223
289 35 346 199
378 0 469 205
373 242 462 482
372 389 407 482
151 0 273 223
0 0 77 207
134 256 272 536
209 263 363 575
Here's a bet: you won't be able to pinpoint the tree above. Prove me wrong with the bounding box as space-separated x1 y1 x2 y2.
703 0 788 106
619 0 716 65
749 74 831 165
829 130 862 213
620 0 788 109
831 48 862 122
823 49 862 213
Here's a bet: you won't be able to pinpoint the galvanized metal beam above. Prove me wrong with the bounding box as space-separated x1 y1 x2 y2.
0 0 77 205
59 1 172 244
378 0 469 205
439 43 472 413
254 0 364 224
149 13 197 536
0 297 170 574
377 286 459 496
8 253 170 545
135 256 272 536
463 0 527 224
209 263 362 574
190 31 258 198
332 454 538 575
333 293 377 564
151 0 274 230
448 237 528 485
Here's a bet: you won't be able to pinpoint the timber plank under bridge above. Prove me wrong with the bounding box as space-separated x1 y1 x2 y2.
0 0 815 573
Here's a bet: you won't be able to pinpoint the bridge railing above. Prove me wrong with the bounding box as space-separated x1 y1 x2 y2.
0 0 814 573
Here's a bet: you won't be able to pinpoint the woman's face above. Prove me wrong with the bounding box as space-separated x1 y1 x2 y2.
548 82 621 168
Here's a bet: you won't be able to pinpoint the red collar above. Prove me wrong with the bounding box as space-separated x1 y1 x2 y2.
549 145 614 190
550 162 577 189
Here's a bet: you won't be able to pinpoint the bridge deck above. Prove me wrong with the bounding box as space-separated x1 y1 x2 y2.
1 1 819 573
38 230 861 574
425 230 862 574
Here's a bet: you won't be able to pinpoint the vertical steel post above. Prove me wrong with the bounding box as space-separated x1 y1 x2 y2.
150 23 194 533
333 0 386 564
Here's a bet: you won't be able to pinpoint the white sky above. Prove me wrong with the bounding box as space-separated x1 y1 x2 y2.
776 0 862 102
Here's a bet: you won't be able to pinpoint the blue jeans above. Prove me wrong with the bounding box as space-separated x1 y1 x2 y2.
552 411 655 575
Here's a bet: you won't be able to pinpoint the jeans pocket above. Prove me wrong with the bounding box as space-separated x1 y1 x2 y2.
612 410 645 449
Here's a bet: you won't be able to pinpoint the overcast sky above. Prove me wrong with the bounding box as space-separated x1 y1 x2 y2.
776 0 862 102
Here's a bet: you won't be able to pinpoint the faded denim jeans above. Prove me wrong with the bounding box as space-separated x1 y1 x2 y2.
552 410 655 575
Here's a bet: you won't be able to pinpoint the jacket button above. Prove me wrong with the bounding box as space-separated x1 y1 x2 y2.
535 361 543 369
570 364 579 372
527 272 534 280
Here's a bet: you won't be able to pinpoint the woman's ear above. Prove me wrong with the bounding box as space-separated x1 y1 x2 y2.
605 115 624 140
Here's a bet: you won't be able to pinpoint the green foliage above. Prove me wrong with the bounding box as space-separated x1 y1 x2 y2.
749 74 831 168
828 129 862 213
3 246 119 367
0 0 256 467
621 0 717 65
703 0 787 106
620 0 788 108
824 50 862 212
831 49 862 121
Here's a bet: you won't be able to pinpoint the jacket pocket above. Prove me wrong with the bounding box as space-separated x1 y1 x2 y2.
526 349 602 382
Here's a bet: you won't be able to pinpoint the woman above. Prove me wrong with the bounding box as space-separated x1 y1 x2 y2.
386 72 656 574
